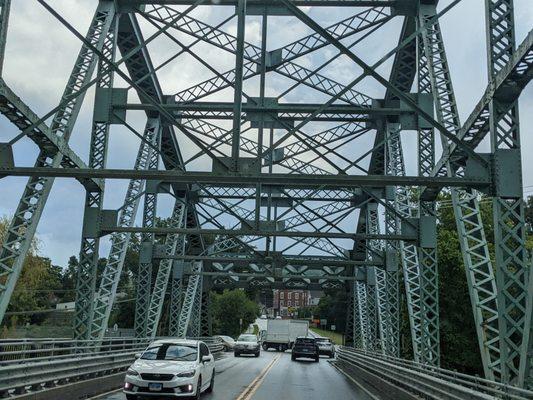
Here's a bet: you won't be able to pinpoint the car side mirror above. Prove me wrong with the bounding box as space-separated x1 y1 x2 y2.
134 353 142 359
201 355 211 363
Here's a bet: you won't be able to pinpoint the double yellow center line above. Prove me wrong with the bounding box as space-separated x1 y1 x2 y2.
235 354 281 400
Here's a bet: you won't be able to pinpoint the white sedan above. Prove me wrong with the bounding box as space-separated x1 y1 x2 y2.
124 339 215 399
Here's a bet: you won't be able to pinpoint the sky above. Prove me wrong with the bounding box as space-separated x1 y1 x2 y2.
0 0 532 267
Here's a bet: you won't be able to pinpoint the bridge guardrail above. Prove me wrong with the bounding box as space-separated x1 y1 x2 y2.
0 336 224 398
336 347 533 400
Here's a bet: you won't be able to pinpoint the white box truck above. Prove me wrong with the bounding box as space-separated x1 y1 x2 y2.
262 319 309 351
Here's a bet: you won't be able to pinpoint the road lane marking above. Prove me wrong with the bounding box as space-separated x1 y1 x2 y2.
235 353 281 400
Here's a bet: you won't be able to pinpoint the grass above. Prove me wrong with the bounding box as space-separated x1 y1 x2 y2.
309 327 344 345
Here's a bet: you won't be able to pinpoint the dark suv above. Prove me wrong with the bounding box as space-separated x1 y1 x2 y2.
291 337 319 362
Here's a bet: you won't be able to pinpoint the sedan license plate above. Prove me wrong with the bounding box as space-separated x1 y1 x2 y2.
148 383 163 392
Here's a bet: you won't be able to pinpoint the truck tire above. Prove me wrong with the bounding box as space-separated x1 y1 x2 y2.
262 343 268 351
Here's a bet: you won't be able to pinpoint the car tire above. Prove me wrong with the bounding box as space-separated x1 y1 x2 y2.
329 352 334 359
291 354 296 361
262 343 268 351
314 356 319 362
125 395 137 400
206 372 215 393
255 352 260 357
234 352 239 357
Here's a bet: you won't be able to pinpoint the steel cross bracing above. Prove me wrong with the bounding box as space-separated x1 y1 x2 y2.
145 200 187 339
418 4 501 380
88 118 162 343
485 0 530 388
1 0 532 389
134 120 162 338
416 11 439 367
74 17 119 342
0 1 115 325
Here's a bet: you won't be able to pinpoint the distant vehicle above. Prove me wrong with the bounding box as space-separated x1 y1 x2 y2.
234 334 260 357
262 319 309 351
123 339 215 400
275 315 282 319
315 337 335 358
291 337 319 362
216 335 235 352
259 314 267 319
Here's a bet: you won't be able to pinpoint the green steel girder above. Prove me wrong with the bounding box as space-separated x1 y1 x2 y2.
0 167 490 190
485 0 530 388
0 0 10 76
0 1 116 327
418 4 500 380
74 17 119 342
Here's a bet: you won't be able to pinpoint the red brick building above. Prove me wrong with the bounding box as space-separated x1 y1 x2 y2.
273 289 311 317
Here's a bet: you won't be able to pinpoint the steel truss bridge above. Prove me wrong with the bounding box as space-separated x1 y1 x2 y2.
0 0 532 394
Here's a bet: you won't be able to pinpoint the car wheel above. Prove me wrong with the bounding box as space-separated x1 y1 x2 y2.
314 356 319 362
234 352 239 357
255 352 260 357
262 343 268 351
125 395 137 400
329 352 334 359
291 354 296 361
206 372 215 393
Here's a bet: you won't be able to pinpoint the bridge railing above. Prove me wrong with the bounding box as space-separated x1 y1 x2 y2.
0 336 224 365
336 347 533 400
0 336 224 398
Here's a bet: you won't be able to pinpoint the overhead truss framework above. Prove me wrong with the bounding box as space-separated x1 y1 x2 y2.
0 0 531 388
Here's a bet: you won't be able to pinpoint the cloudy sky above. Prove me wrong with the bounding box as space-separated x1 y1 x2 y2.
0 0 531 267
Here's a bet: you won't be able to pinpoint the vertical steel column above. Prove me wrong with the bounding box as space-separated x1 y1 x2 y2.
230 0 246 171
419 4 501 380
384 128 400 357
355 277 368 350
417 21 440 366
74 17 118 341
200 286 212 337
89 118 162 342
485 0 530 387
145 200 187 339
0 0 11 76
345 284 355 347
365 265 378 352
177 262 203 338
0 2 115 326
367 203 388 353
168 267 184 337
386 125 423 361
134 128 162 338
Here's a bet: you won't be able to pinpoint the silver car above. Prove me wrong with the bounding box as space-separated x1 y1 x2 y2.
234 334 260 357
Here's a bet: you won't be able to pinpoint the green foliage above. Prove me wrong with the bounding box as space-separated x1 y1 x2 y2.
314 290 347 332
211 289 260 337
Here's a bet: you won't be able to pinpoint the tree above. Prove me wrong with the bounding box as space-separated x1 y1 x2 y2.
211 289 260 337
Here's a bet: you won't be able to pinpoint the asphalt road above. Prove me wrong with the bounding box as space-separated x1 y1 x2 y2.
99 350 375 400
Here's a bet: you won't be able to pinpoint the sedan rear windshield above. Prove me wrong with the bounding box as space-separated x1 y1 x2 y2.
238 335 257 342
141 344 198 361
296 338 315 345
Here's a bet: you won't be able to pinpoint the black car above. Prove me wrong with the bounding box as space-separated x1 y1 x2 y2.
291 337 319 362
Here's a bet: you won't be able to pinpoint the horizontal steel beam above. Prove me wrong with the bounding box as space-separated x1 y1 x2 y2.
0 167 490 190
118 102 407 115
189 271 359 281
104 226 415 241
152 254 377 266
118 0 398 7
